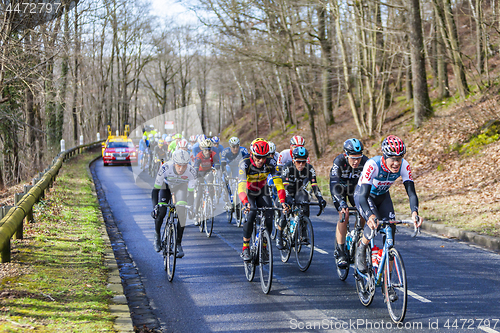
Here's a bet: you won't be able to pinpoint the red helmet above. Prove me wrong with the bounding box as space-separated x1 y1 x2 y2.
290 135 305 147
382 135 406 157
250 138 270 157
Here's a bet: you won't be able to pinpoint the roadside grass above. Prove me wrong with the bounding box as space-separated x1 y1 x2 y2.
0 153 116 332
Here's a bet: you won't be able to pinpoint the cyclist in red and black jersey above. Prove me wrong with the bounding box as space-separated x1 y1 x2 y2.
238 138 289 261
193 139 220 221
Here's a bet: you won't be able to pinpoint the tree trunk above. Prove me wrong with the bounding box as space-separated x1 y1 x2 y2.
408 0 433 127
318 5 334 125
72 3 80 145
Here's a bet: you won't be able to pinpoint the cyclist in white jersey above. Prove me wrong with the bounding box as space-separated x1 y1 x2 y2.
354 135 423 277
151 150 196 258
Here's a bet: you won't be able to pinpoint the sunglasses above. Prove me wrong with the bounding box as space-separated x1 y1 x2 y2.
347 155 363 160
254 155 267 161
294 160 307 165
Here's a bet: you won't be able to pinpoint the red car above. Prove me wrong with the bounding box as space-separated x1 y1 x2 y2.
102 137 138 166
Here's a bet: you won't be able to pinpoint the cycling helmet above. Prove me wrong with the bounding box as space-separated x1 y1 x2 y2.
268 141 276 155
173 133 182 140
158 139 164 147
228 137 240 147
200 138 212 149
292 147 308 160
143 135 147 140
250 138 269 157
189 135 197 142
382 135 406 157
343 138 364 156
155 133 160 138
177 138 188 149
211 136 220 144
165 135 173 143
198 134 207 144
172 149 191 165
290 135 305 147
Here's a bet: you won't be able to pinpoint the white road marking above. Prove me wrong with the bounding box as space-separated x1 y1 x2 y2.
407 289 431 303
314 246 329 254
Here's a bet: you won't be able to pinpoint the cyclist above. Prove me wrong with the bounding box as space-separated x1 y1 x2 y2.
330 138 369 268
277 135 310 171
151 150 196 258
176 138 189 151
168 133 183 152
239 138 289 261
193 138 220 222
354 135 422 293
266 141 279 203
188 135 197 150
276 147 327 249
220 137 248 207
191 134 206 160
211 136 224 160
138 134 149 169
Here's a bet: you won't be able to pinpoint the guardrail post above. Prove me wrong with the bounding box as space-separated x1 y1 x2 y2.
24 185 34 223
1 238 10 263
14 194 24 240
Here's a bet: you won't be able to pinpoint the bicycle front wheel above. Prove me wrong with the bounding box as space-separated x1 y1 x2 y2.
280 226 291 263
164 222 177 282
271 210 279 240
259 229 273 294
204 196 214 237
244 227 256 282
384 248 407 323
334 237 349 281
295 216 314 272
355 240 375 306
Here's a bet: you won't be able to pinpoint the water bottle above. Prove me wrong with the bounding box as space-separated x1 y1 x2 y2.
346 232 353 251
254 230 260 247
371 245 380 269
290 216 298 234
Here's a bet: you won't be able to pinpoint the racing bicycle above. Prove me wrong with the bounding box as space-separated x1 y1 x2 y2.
161 202 179 282
242 206 282 294
278 200 323 272
333 206 363 281
354 217 420 323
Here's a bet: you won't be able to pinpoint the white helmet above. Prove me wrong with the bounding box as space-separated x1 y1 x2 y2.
172 150 191 165
199 138 212 149
189 135 197 142
229 137 240 147
197 134 207 144
165 135 173 142
177 138 188 149
268 141 276 155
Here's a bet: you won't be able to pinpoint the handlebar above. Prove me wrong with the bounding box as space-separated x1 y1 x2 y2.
411 216 421 237
340 206 358 223
367 217 421 239
290 201 324 216
248 207 283 212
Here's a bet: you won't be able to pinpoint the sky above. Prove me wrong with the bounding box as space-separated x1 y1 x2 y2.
150 0 198 24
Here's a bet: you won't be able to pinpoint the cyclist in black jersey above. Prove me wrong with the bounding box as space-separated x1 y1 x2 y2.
330 138 368 267
276 147 327 250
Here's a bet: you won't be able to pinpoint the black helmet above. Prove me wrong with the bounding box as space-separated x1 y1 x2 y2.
292 146 308 160
343 138 364 156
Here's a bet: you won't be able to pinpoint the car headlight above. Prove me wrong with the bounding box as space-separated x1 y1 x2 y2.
105 152 113 157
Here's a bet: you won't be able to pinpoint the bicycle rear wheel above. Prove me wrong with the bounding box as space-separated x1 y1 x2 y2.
204 196 214 237
244 228 256 282
259 229 273 294
280 226 291 263
354 240 375 306
295 216 314 272
334 237 349 281
164 222 177 282
271 210 279 240
384 248 407 323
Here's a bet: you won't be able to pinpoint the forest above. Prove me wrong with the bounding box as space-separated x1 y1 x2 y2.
0 0 497 189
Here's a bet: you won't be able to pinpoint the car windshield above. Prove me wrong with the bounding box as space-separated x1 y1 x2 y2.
108 141 134 148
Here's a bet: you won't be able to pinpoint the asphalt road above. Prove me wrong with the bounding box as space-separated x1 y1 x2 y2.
95 160 500 333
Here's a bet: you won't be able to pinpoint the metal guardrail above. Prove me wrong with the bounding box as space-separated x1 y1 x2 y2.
0 140 104 263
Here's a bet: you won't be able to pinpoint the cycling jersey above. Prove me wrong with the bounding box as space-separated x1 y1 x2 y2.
153 161 197 193
281 161 322 199
221 146 249 176
211 144 224 161
237 155 286 205
193 150 220 173
277 149 310 169
357 155 412 196
330 154 368 208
